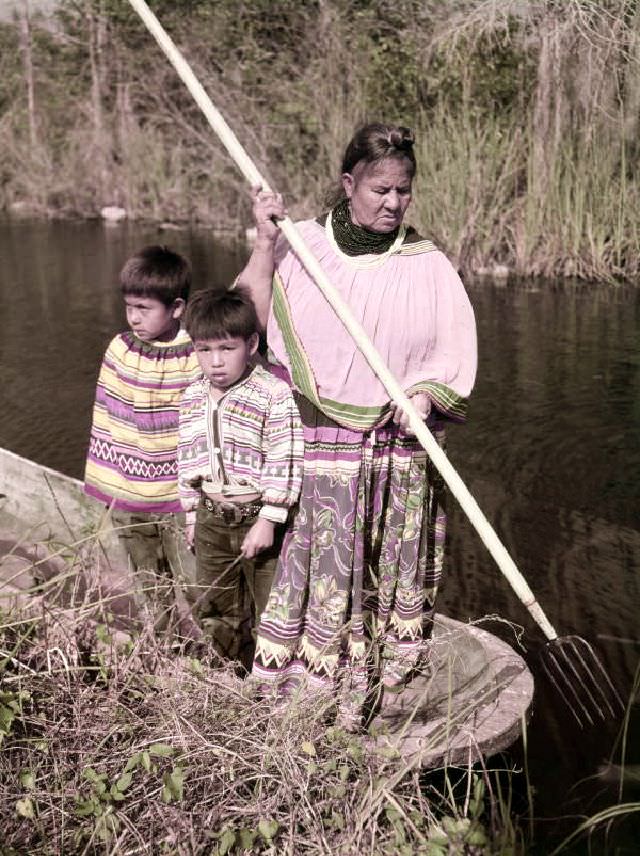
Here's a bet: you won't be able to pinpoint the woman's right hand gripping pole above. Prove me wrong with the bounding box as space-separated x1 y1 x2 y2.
237 186 287 330
252 185 286 243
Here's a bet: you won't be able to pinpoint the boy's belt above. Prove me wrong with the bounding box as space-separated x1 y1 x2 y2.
201 496 262 524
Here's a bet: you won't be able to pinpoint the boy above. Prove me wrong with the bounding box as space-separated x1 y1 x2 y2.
84 244 202 628
178 287 303 662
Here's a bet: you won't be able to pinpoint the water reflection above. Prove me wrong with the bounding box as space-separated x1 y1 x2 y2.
442 281 640 843
1 218 638 843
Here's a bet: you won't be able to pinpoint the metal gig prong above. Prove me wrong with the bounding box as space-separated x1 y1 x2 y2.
540 637 625 728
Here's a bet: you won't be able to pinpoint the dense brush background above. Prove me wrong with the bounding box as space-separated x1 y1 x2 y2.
1 0 639 281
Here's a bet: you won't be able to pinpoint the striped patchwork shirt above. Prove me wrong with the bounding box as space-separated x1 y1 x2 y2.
177 364 304 524
84 329 202 513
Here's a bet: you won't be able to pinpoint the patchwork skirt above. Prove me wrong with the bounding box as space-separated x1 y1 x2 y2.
253 396 447 718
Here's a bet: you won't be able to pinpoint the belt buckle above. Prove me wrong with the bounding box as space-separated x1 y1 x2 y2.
226 506 240 525
218 504 241 524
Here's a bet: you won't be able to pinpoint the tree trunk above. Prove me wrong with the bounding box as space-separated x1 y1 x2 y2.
531 9 566 203
624 4 640 147
19 0 38 149
87 0 109 200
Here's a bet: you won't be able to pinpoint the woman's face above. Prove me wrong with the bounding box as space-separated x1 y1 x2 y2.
341 157 413 233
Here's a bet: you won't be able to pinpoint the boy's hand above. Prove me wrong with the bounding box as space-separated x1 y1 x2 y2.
241 518 275 559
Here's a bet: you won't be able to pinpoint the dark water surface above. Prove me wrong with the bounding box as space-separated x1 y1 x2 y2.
1 218 638 850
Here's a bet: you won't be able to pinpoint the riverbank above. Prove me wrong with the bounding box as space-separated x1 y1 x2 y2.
0 206 519 287
2 1 639 284
2 199 636 288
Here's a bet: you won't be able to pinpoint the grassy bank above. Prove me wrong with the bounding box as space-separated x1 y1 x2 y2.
2 532 638 854
1 546 527 855
0 1 638 281
1 523 638 852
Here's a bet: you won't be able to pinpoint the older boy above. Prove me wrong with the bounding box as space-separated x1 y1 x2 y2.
178 287 303 661
85 244 201 628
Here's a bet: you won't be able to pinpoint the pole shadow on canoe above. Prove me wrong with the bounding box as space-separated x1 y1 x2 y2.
126 0 623 729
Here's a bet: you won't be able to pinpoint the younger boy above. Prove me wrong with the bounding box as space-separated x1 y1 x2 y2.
84 245 202 627
178 287 303 661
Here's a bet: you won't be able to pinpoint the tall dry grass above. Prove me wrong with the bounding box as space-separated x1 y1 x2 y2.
0 530 527 855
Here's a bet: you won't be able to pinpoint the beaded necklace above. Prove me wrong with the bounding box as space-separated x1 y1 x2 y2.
330 198 400 256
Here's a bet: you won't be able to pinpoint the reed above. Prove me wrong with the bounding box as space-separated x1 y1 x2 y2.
412 102 639 282
412 103 523 274
521 119 640 282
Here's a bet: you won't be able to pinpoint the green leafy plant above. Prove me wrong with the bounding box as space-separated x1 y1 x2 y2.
0 690 30 745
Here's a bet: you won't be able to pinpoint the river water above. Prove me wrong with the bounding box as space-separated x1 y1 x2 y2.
1 217 638 850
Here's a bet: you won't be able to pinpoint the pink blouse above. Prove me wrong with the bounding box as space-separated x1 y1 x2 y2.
266 218 477 430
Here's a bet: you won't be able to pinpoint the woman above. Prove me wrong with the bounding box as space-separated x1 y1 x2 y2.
239 123 477 726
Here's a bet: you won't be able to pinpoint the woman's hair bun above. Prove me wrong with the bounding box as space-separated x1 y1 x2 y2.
388 127 415 152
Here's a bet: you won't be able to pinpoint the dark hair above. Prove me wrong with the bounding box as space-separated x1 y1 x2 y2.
184 286 259 342
325 122 417 207
119 245 191 305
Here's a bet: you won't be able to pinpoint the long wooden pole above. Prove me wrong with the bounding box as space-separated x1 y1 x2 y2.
127 0 558 642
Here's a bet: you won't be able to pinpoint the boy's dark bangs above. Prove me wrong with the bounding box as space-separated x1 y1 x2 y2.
189 316 256 342
121 281 177 306
184 285 259 342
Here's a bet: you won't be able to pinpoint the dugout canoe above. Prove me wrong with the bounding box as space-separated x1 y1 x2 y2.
0 445 534 767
